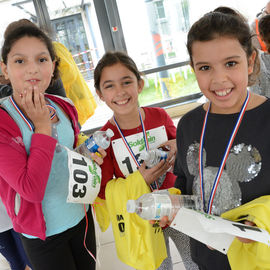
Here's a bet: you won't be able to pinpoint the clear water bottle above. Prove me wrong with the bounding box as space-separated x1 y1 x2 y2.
140 148 168 168
126 193 203 220
75 128 114 157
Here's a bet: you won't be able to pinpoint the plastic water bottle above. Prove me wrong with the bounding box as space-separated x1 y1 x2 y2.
75 128 114 157
126 193 203 220
140 148 168 168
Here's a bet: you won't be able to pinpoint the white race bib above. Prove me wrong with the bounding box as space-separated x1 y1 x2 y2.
66 147 101 204
112 126 167 177
171 208 270 254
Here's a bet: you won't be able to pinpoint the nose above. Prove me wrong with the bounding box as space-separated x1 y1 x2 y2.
115 84 125 95
211 67 228 85
27 61 39 74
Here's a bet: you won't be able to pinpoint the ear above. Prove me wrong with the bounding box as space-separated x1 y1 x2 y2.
138 78 144 94
1 62 9 80
96 89 104 101
248 50 256 75
51 60 56 77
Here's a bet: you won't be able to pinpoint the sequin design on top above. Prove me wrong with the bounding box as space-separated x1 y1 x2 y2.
187 142 262 215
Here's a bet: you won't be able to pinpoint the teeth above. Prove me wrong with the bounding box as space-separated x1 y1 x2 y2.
116 99 128 105
215 89 231 96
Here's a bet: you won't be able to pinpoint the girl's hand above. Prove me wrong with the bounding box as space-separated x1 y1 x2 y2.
138 159 171 186
206 220 256 250
149 215 175 227
21 86 51 136
150 215 171 227
89 147 107 165
236 220 256 244
159 139 177 170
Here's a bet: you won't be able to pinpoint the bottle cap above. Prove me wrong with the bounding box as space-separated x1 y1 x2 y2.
157 148 168 159
106 128 114 138
126 200 136 213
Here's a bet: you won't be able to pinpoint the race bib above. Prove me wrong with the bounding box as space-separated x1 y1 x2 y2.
66 147 101 204
112 126 167 177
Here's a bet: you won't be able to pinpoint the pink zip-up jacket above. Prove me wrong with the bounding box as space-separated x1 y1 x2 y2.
0 94 80 240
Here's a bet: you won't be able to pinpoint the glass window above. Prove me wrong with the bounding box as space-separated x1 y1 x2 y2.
155 1 166 19
52 15 95 81
117 0 190 67
45 0 105 81
0 0 36 47
44 0 106 132
140 65 199 106
116 0 200 106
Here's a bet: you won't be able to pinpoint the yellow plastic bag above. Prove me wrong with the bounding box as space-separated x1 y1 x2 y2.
53 42 97 125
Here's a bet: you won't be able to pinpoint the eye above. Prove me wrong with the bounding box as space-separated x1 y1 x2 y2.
226 61 237 67
198 65 210 71
15 59 24 64
39 57 48 63
123 80 132 86
104 84 113 89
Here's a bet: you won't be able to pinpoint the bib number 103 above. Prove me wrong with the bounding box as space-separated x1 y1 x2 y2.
67 148 101 204
72 157 88 198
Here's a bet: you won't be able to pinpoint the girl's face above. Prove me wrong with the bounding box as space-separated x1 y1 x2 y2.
191 36 255 114
97 62 144 118
1 36 55 102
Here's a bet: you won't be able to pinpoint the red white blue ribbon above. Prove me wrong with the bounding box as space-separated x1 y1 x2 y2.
10 96 34 131
47 104 57 120
199 91 250 214
113 109 159 190
9 96 57 131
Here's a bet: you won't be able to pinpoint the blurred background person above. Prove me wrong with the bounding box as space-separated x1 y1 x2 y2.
250 1 270 52
249 14 270 96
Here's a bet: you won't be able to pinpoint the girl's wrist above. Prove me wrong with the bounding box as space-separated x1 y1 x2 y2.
34 126 52 136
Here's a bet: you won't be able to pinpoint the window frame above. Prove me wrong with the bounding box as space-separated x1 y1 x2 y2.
32 0 200 134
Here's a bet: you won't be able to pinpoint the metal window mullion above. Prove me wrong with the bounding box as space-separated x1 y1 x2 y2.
104 0 127 52
142 60 190 75
33 0 54 38
93 0 115 52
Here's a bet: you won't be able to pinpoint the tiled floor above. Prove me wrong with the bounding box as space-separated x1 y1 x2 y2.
0 222 186 270
95 222 186 270
0 255 9 270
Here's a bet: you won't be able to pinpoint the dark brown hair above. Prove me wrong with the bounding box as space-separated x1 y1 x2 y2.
187 10 259 86
94 51 142 91
213 6 247 21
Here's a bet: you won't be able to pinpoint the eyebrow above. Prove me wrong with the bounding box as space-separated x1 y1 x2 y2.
10 51 50 58
194 56 241 67
102 75 133 87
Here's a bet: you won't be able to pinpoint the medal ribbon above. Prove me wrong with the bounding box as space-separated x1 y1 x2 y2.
199 91 250 214
10 96 57 131
10 96 34 131
113 109 159 190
